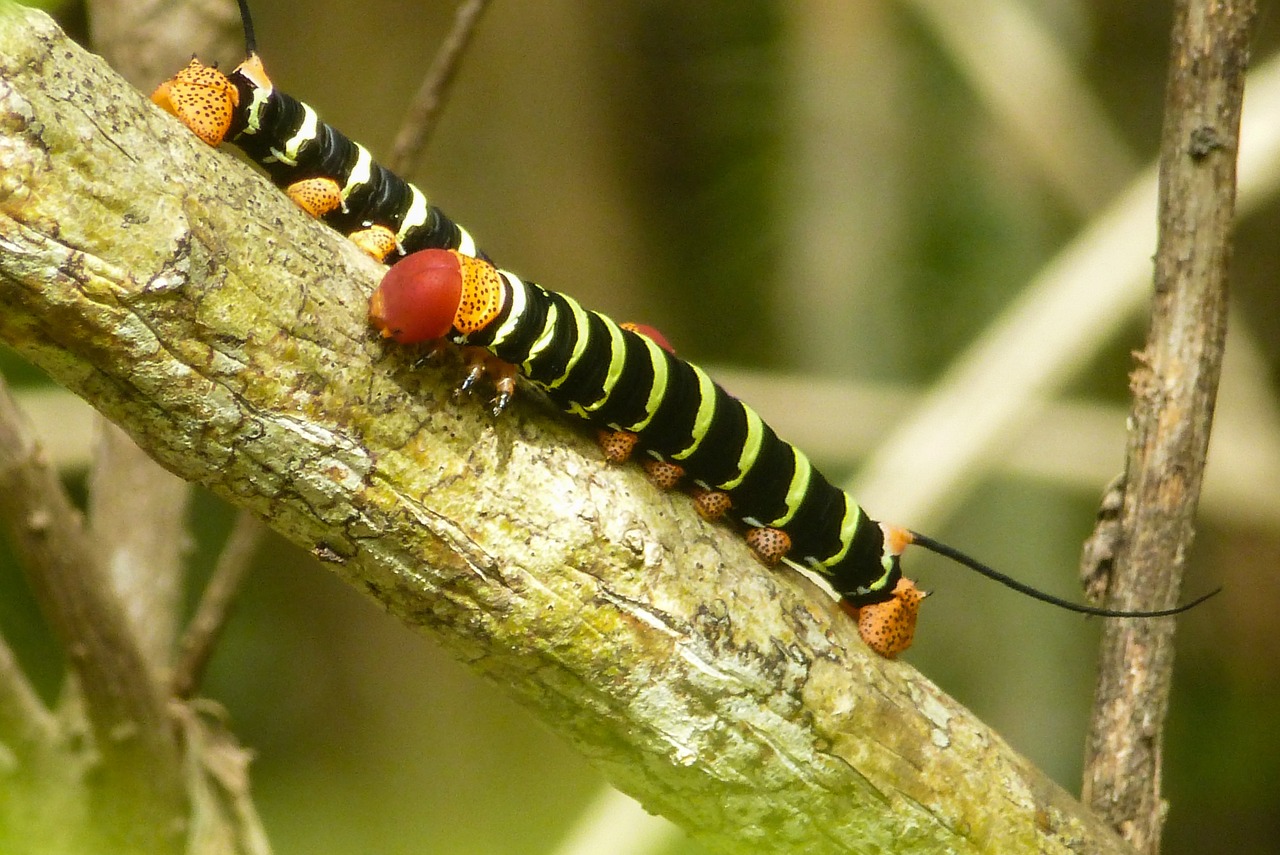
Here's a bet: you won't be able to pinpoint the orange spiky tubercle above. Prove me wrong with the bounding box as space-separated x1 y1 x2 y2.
597 429 639 464
691 488 732 520
745 527 791 566
841 524 928 657
285 176 345 219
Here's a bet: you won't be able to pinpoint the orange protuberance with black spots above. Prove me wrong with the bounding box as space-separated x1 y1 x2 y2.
454 254 506 335
847 578 929 658
597 429 639 464
642 459 685 490
286 177 345 219
746 527 791 566
691 488 732 520
151 59 239 147
349 226 399 263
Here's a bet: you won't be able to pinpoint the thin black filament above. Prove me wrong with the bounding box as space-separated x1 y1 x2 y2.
237 0 258 56
908 531 1219 618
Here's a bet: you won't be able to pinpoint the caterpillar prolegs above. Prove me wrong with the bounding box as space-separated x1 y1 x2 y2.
367 251 1217 655
151 3 1216 658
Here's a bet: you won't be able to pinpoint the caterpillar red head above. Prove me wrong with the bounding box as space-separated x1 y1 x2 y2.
370 249 505 343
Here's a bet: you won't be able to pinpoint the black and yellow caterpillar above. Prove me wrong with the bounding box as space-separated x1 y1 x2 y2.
152 1 480 266
368 248 928 651
150 1 1215 657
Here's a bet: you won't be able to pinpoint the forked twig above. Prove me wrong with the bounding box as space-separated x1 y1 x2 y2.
0 372 185 845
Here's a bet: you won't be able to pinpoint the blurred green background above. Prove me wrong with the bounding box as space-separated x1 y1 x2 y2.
3 1 1279 852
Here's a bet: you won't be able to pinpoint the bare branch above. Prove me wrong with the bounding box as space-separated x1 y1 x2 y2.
175 702 273 855
87 421 193 670
1081 1 1254 851
0 375 185 852
172 510 264 699
0 6 1141 853
385 0 493 175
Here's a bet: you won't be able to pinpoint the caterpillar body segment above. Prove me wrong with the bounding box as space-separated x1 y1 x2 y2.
152 56 480 264
372 249 914 654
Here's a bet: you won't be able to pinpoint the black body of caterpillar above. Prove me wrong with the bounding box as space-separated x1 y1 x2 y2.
371 251 908 606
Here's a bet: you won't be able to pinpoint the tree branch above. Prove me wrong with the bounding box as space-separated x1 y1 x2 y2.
87 420 192 671
171 509 264 699
0 626 53 757
1081 1 1252 851
0 373 186 853
0 5 1139 852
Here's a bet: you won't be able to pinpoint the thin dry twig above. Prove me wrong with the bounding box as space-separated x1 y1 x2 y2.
172 510 265 699
385 0 492 175
1080 1 1254 851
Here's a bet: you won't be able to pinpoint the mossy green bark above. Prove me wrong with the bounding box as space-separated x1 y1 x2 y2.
0 5 1136 853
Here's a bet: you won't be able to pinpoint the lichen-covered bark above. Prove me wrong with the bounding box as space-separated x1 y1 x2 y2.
0 5 1137 853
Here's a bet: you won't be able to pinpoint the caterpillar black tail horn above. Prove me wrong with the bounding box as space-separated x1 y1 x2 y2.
906 530 1220 618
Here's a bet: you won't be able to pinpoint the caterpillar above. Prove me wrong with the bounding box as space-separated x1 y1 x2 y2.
367 250 1216 656
151 2 1216 657
151 0 481 265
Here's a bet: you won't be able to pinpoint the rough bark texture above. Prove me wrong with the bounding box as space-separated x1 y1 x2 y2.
0 6 1141 853
1081 1 1251 852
